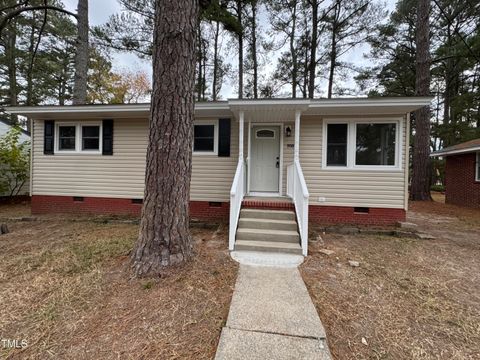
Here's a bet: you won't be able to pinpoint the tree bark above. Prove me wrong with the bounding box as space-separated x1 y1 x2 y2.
327 3 339 99
5 21 18 124
410 0 431 201
308 0 318 99
251 0 258 99
237 0 243 99
290 0 298 98
72 0 88 104
131 0 198 277
212 20 220 100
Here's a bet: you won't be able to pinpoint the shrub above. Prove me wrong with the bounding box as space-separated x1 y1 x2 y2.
0 127 30 197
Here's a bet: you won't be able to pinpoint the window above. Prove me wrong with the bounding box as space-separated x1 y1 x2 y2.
355 123 396 166
193 121 217 154
256 129 275 139
58 125 76 151
326 124 348 166
476 152 480 182
82 125 100 151
56 123 102 153
323 119 401 169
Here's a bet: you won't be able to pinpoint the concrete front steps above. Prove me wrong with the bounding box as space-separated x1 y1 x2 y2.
234 208 302 255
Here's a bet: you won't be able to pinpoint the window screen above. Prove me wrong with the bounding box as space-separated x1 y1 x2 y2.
194 124 215 152
58 126 76 150
356 123 396 166
82 126 100 150
327 124 348 166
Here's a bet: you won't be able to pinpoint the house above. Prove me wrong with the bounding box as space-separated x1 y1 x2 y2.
0 118 31 196
431 138 480 208
7 97 431 255
0 118 30 143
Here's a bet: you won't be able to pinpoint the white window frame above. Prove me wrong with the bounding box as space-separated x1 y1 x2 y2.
322 117 403 171
55 122 102 154
193 119 218 155
476 152 480 182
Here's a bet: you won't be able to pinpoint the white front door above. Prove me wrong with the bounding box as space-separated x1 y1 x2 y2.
250 126 280 193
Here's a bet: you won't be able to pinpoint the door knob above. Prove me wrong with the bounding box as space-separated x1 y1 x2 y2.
276 157 279 168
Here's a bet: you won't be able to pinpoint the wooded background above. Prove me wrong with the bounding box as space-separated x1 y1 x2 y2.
1 0 479 184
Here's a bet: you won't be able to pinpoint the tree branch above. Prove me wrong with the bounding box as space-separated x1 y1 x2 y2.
0 5 78 36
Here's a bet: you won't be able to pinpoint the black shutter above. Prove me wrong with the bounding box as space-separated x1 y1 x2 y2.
218 118 231 157
102 119 113 155
44 120 54 155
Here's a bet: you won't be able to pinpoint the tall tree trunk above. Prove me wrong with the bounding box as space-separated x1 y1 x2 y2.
327 4 339 99
251 1 258 99
72 0 88 105
308 0 318 99
131 0 198 277
410 0 431 201
5 21 18 124
237 0 243 99
197 24 203 101
290 0 298 98
327 29 336 99
212 21 220 100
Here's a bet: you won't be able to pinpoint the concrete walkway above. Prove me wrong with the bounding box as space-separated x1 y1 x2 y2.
215 255 331 359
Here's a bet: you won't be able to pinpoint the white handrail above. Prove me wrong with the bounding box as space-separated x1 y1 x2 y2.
229 159 245 250
287 160 309 256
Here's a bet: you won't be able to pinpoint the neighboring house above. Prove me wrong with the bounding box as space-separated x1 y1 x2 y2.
431 138 480 208
0 118 31 196
7 97 431 255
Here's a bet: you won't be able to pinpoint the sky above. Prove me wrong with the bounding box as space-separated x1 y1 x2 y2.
62 0 397 99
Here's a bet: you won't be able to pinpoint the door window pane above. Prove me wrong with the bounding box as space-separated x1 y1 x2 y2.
356 123 396 166
327 124 348 166
256 129 275 138
194 125 215 152
58 126 76 150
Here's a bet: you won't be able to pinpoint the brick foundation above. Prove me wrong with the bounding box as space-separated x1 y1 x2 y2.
31 195 229 221
242 199 294 211
445 153 480 208
309 205 406 226
31 195 405 225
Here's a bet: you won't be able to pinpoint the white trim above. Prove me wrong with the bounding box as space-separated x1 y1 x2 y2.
322 117 403 171
55 121 102 154
247 123 284 195
6 97 433 117
476 152 480 182
192 119 218 156
29 118 33 196
431 146 480 157
248 191 282 197
404 113 411 210
247 121 252 194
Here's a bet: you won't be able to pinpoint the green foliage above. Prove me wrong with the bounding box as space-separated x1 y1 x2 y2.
0 127 30 197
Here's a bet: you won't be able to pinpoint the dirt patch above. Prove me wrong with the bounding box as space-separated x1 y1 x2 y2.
301 199 480 359
0 215 238 359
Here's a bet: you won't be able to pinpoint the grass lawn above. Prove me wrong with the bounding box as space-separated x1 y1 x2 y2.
0 205 238 359
301 194 480 359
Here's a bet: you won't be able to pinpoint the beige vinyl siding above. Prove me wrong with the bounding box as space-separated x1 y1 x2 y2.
190 119 238 201
32 118 238 201
299 116 407 209
33 118 148 198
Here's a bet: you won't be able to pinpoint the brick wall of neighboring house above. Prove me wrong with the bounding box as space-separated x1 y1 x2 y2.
31 195 405 225
445 153 480 208
31 195 230 221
